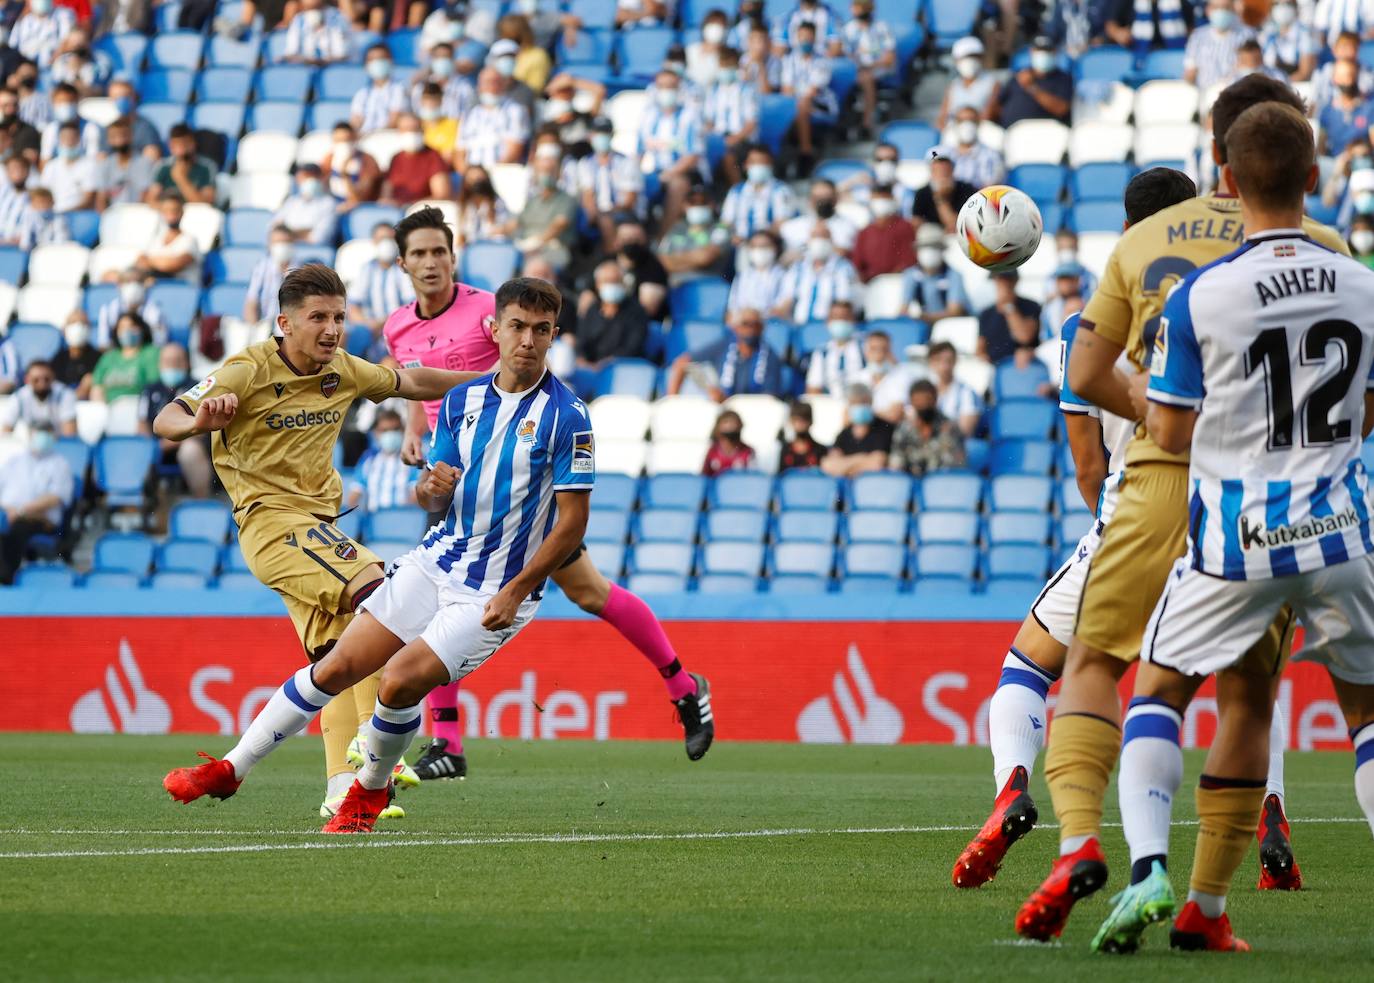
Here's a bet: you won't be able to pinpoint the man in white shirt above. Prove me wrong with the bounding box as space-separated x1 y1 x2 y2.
804 298 865 397
780 178 857 260
283 0 351 66
39 120 96 212
0 421 74 584
0 360 77 436
272 164 338 245
133 192 201 286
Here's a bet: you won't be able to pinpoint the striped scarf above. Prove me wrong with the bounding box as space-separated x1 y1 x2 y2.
720 341 770 394
1133 0 1188 53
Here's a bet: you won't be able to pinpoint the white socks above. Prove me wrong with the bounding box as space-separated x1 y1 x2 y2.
1187 889 1226 918
357 699 422 790
1119 697 1183 867
224 666 333 780
326 772 354 800
988 649 1056 791
1267 701 1286 804
1353 723 1374 836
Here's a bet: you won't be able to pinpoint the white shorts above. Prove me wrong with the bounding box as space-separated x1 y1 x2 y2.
1143 552 1374 684
359 550 538 684
1030 518 1104 647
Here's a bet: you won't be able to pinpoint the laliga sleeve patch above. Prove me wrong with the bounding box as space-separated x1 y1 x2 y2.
571 431 594 473
1150 318 1168 377
185 375 216 400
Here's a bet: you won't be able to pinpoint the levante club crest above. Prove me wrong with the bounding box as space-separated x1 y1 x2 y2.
320 372 340 398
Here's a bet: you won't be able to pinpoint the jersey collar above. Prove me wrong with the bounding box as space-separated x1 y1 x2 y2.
273 337 316 376
415 283 459 321
1244 228 1306 242
492 367 548 399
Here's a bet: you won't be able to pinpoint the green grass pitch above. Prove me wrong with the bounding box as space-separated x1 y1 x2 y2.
0 735 1367 982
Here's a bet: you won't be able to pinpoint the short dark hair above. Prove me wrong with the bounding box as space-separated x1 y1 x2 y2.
789 399 813 422
864 328 889 343
53 82 77 99
1123 167 1196 225
25 358 53 375
1210 75 1306 164
927 340 957 360
495 276 563 320
168 123 194 141
1226 102 1315 211
374 408 402 428
393 205 453 256
278 263 347 313
909 379 937 399
332 121 355 136
366 42 389 58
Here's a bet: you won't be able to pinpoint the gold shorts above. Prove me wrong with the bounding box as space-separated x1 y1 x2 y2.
234 507 382 660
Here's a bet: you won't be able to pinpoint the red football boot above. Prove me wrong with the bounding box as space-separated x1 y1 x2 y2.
1170 901 1251 952
164 752 242 804
1014 837 1109 941
1256 793 1303 890
320 780 391 834
952 765 1039 888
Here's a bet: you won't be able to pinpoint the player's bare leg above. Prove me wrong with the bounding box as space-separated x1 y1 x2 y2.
1329 676 1374 836
953 616 1065 888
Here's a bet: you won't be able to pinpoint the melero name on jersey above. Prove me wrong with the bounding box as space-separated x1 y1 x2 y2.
1254 265 1337 307
266 409 343 430
1165 216 1243 245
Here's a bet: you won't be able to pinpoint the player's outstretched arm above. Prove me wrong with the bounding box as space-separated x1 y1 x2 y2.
416 461 460 514
153 395 238 441
1145 402 1196 455
1066 324 1135 421
396 366 483 402
1063 413 1107 512
482 489 590 630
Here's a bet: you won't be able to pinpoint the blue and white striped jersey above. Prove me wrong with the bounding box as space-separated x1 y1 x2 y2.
419 370 594 597
1148 230 1374 580
1059 311 1130 521
354 449 419 511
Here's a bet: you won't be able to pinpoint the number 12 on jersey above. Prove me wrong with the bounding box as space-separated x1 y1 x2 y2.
1244 321 1363 452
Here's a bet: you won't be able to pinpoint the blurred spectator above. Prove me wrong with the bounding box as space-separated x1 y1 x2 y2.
0 86 40 161
487 38 539 118
841 142 915 217
244 226 296 327
351 43 407 136
1044 0 1134 52
937 37 996 130
940 106 1005 188
668 307 784 400
131 193 201 285
805 299 865 398
0 421 73 584
40 119 94 211
638 67 706 231
1340 167 1374 233
1319 59 1372 156
739 20 780 93
418 83 458 160
852 183 916 282
1311 34 1369 113
858 329 899 395
902 224 968 321
283 0 351 66
94 0 150 36
576 259 648 368
12 185 66 248
0 359 75 435
104 80 162 158
775 0 839 50
138 342 212 498
616 0 671 29
54 312 97 398
1352 214 1374 268
822 382 892 477
91 312 158 402
990 35 1071 127
727 229 788 314
979 270 1042 365
687 9 730 86
721 144 795 243
780 224 859 324
541 74 603 151
703 409 755 476
1041 262 1085 340
0 337 19 393
48 27 107 96
780 21 834 173
1314 4 1374 49
420 1 498 60
39 82 97 161
454 163 511 245
274 163 338 245
323 122 382 210
9 0 75 69
574 116 645 242
702 46 759 186
411 41 475 120
781 178 856 260
522 254 578 378
927 340 982 437
780 400 826 471
600 218 669 318
98 269 165 348
515 152 577 270
10 62 47 130
888 379 965 477
658 185 732 280
346 409 418 511
382 113 452 204
1228 37 1287 84
350 223 414 336
835 0 895 136
1048 228 1097 297
913 154 975 233
512 0 564 47
94 117 155 207
0 155 34 244
1184 0 1255 89
498 12 550 93
146 124 216 205
456 67 530 169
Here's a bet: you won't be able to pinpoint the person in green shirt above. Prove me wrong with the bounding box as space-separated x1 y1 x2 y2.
92 313 160 402
1350 215 1374 270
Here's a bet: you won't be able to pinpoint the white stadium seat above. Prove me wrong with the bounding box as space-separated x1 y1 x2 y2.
864 272 908 319
1002 119 1070 168
1133 80 1200 126
596 437 648 476
589 395 651 442
237 132 300 175
335 238 378 293
835 200 870 233
1068 121 1134 166
954 353 992 398
929 316 979 357
295 129 334 168
800 394 844 445
1134 123 1201 167
78 95 119 126
27 243 90 288
1076 231 1121 279
87 246 142 284
977 120 1005 153
16 285 80 326
722 394 789 450
182 203 225 255
0 283 17 326
895 159 930 191
405 199 458 238
645 437 710 475
98 203 159 248
489 163 530 214
607 90 648 157
359 129 407 170
104 395 142 436
1071 82 1134 126
649 395 718 442
942 245 994 314
229 172 291 210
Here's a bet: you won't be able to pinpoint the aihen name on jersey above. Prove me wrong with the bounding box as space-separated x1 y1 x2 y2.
1239 508 1361 552
266 408 344 431
1255 264 1337 306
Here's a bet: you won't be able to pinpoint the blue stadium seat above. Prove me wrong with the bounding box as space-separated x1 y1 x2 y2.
93 532 155 575
843 542 905 579
989 399 1056 440
642 474 706 511
157 539 221 574
838 573 902 593
169 501 232 543
317 64 370 101
95 32 148 75
771 541 835 577
635 508 699 543
988 439 1055 476
670 279 730 322
1038 203 1066 234
596 358 657 400
140 67 194 104
990 475 1055 512
225 209 273 247
846 510 909 544
205 284 248 317
877 120 938 160
255 64 316 102
1071 200 1127 234
218 571 268 592
919 472 984 511
342 204 404 241
1060 475 1093 514
148 571 211 590
1071 162 1133 203
0 245 24 283
988 512 1052 546
460 240 520 293
368 539 412 565
987 545 1052 581
1136 48 1186 82
6 324 62 367
568 0 618 29
630 542 694 577
695 573 757 594
586 509 631 543
16 563 77 589
927 0 978 46
148 31 204 71
964 437 989 475
773 510 839 543
848 471 915 512
385 28 422 67
914 544 978 580
587 540 627 578
767 573 831 593
758 95 796 156
196 68 252 104
82 571 142 590
1008 164 1067 205
556 26 612 66
54 437 91 498
711 471 773 510
364 508 426 542
307 100 352 131
335 510 363 541
206 247 264 284
704 508 768 542
294 244 336 266
1058 512 1095 549
700 541 765 577
776 472 840 511
207 35 262 70
865 318 926 352
627 572 689 594
148 284 201 331
613 26 677 81
248 101 305 135
666 320 727 362
1074 45 1134 82
915 510 979 545
264 28 291 64
912 577 976 597
139 102 184 144
192 103 245 143
65 209 100 247
94 436 157 507
595 473 639 512
83 283 116 323
813 158 871 185
220 544 252 573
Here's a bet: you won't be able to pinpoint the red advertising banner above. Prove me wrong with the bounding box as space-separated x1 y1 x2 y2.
7 617 1353 749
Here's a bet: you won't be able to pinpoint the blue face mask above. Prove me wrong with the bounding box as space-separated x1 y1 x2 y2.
798 41 815 55
160 367 188 388
30 430 55 455
849 405 874 426
377 430 403 454
113 96 133 115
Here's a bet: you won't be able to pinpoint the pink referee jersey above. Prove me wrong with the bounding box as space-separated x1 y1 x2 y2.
382 283 498 428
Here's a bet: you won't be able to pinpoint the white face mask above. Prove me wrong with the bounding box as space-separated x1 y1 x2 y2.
747 163 773 184
430 56 454 78
590 132 612 153
270 241 294 266
956 57 980 79
870 197 897 219
376 238 399 264
748 246 776 268
298 177 321 198
917 247 944 270
479 91 501 107
873 160 897 184
64 322 90 348
806 237 833 261
598 281 627 304
703 22 726 44
572 90 598 115
686 205 713 227
544 98 571 119
1272 4 1296 27
534 142 562 161
1353 230 1374 254
955 120 978 145
333 140 354 159
494 56 516 77
1030 51 1055 73
302 7 323 28
656 88 679 109
827 319 855 341
1057 247 1077 264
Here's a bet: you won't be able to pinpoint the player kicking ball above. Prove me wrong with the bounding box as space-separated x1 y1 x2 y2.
381 207 712 776
1102 101 1374 953
167 279 595 832
155 265 477 817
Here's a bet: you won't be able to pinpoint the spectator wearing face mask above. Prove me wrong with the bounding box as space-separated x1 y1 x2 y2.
92 312 158 402
322 122 382 210
779 226 859 325
0 155 35 246
688 10 730 87
411 41 475 121
382 113 452 204
1311 33 1370 114
38 82 98 163
1226 37 1288 84
851 184 915 282
1041 262 1085 342
805 299 865 398
243 226 297 327
702 47 759 186
496 12 550 92
8 0 75 69
416 83 458 161
132 193 201 285
600 219 670 319
515 152 578 270
454 164 511 245
94 117 155 207
978 269 1042 366
420 1 496 61
272 163 338 245
455 66 530 170
282 0 351 66
779 21 835 175
939 106 1004 189
888 379 965 478
1319 58 1373 157
926 340 982 437
703 409 756 476
989 35 1071 128
97 270 165 349
856 328 898 394
739 21 781 94
54 313 98 398
937 36 997 131
780 179 856 262
49 29 109 98
834 0 895 137
822 383 892 478
780 399 827 472
1184 0 1256 90
40 121 94 212
720 144 795 244
0 420 73 584
13 186 66 249
576 260 648 369
902 224 968 322
728 230 789 314
637 66 706 231
913 154 976 234
146 124 217 205
0 359 75 436
668 307 785 401
615 0 671 29
574 116 644 245
0 86 41 163
103 80 162 159
346 409 419 512
1351 215 1374 268
138 342 213 498
1046 228 1097 298
350 43 407 136
350 223 415 337
659 186 732 280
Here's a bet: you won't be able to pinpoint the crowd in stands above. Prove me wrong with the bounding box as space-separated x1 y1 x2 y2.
2 0 1373 591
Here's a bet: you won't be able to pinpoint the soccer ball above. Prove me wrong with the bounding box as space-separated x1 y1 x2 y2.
955 185 1043 273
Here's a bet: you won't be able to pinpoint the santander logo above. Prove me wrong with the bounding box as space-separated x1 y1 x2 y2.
796 644 904 744
69 640 172 734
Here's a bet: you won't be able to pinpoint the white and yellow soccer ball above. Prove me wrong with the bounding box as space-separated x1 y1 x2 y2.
955 184 1044 273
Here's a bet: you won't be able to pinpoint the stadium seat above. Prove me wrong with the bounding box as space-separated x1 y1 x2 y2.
208 34 262 70
837 573 902 593
1070 162 1133 203
627 572 689 594
206 247 263 284
929 316 979 356
649 396 718 442
863 274 908 320
256 62 317 100
195 67 252 104
139 103 183 143
82 571 142 590
157 539 221 575
695 573 757 594
556 26 612 66
460 241 520 293
773 509 839 544
169 501 232 544
846 511 909 544
843 542 906 579
27 243 89 288
1008 163 1067 205
848 472 915 512
589 395 651 444
63 209 99 248
703 508 768 543
205 284 249 317
596 438 648 476
218 571 268 592
670 279 730 322
54 437 91 497
94 436 157 508
93 532 155 575
987 545 1052 581
95 32 148 75
758 94 796 156
914 544 978 580
220 544 252 574
103 396 142 437
225 208 274 247
317 64 370 101
635 508 699 544
1002 120 1070 168
1134 124 1200 168
5 324 62 367
368 540 412 565
700 542 765 577
0 246 25 283
613 26 677 81
595 360 657 401
1136 48 1187 82
877 120 938 160
641 474 706 511
247 102 306 136
1071 200 1127 233
919 473 984 512
988 512 1053 546
722 394 789 450
148 284 201 332
915 510 979 545
814 159 871 185
989 400 1057 441
364 508 426 543
98 203 159 248
990 475 1055 512
767 573 831 593
147 31 204 71
776 472 840 511
645 439 710 476
710 471 774 511
988 439 1055 476
16 563 77 589
593 473 638 513
586 509 631 544
385 28 422 67
1074 45 1133 83
341 204 404 242
630 542 694 577
771 541 835 577
569 0 618 29
1068 121 1134 167
306 100 351 131
993 361 1051 401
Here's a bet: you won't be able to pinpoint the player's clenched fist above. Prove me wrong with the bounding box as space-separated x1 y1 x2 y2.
194 394 238 433
418 461 460 502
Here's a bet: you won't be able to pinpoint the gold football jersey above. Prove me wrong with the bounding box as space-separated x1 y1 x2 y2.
1082 193 1349 466
176 339 398 518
